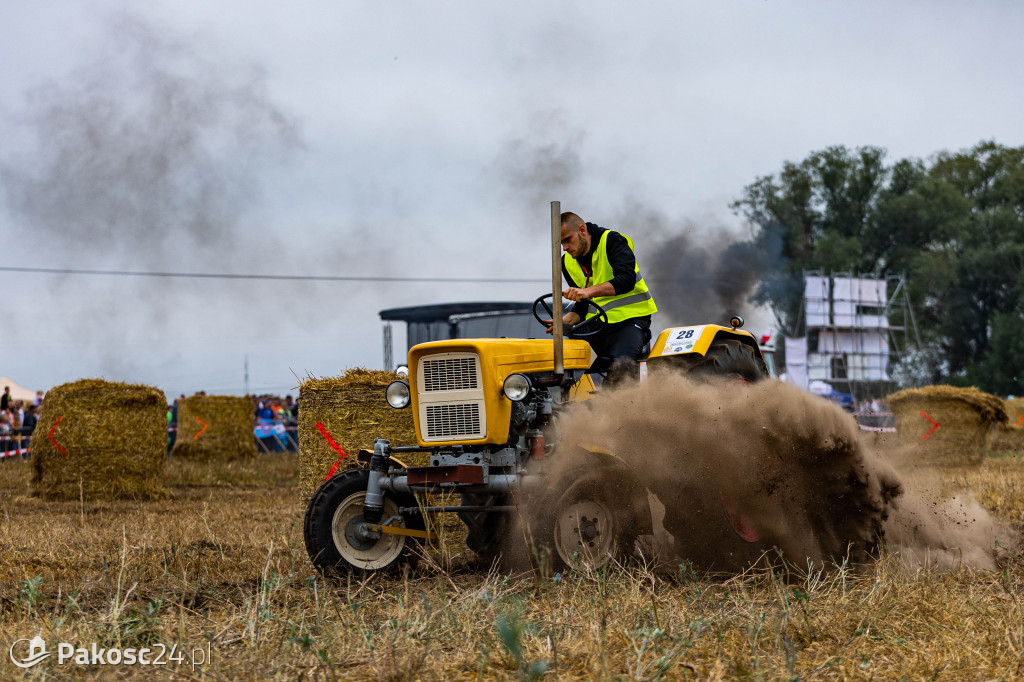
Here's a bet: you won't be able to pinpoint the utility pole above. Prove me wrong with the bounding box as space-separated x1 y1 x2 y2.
244 354 250 395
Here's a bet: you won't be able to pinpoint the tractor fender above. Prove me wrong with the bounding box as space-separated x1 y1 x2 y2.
648 325 762 360
647 326 769 377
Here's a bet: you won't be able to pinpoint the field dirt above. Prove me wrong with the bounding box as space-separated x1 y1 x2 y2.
1 422 1023 679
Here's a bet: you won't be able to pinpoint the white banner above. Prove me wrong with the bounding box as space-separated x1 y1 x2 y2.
784 336 809 389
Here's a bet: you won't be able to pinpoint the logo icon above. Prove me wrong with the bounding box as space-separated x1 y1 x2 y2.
10 635 52 668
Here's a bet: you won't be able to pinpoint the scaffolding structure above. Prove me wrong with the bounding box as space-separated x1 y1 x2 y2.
788 272 919 400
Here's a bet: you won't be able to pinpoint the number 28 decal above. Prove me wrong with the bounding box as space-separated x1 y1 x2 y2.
660 326 706 355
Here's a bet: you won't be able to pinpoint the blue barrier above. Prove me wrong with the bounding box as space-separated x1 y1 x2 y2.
166 423 299 454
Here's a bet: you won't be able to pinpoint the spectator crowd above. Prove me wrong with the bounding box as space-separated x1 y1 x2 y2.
1 386 44 458
253 394 299 452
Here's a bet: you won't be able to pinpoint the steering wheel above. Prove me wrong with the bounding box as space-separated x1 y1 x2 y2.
532 293 609 339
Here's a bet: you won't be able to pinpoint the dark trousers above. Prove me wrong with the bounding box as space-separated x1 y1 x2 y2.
587 316 652 385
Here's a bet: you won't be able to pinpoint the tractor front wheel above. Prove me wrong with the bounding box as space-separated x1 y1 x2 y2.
304 468 424 575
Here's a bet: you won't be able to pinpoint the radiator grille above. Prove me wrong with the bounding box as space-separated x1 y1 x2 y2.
425 404 481 438
422 357 478 391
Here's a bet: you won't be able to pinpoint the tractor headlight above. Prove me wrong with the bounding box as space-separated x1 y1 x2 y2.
502 374 532 402
385 381 411 409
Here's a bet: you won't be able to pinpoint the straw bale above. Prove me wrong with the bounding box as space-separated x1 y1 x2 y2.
991 397 1024 452
298 369 417 504
31 378 166 500
171 394 257 461
887 385 1007 465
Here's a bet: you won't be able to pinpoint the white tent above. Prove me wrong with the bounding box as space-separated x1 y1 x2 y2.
0 377 40 404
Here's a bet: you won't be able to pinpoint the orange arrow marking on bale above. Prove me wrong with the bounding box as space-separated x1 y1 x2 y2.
48 415 68 456
1015 412 1023 428
920 411 940 441
194 416 209 440
316 422 351 480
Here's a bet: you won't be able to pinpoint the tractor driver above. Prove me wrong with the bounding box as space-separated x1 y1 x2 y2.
544 211 658 385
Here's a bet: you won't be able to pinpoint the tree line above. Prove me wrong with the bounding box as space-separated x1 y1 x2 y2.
730 140 1024 396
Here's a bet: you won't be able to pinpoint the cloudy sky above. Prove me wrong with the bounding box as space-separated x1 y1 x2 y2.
1 1 1021 400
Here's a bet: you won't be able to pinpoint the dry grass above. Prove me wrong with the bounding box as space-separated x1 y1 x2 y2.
1 451 1022 680
887 386 1008 423
992 398 1024 453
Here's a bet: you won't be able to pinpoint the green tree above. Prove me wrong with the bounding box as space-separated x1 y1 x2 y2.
916 142 1024 382
733 141 1024 395
731 145 894 335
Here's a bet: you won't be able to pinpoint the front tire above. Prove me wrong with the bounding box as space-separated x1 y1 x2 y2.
304 468 424 575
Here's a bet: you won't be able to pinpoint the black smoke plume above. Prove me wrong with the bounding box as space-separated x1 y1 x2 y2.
1 12 300 264
0 12 304 381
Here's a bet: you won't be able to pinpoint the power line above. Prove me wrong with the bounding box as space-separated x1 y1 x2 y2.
0 265 548 284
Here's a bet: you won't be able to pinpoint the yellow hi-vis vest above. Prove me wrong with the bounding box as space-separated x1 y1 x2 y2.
563 229 657 324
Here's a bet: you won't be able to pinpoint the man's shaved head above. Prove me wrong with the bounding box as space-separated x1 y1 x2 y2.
560 212 585 230
559 211 590 259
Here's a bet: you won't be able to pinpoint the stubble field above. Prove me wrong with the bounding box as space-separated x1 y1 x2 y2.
1 449 1022 680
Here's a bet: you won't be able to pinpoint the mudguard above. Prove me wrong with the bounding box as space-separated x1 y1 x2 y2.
648 324 761 361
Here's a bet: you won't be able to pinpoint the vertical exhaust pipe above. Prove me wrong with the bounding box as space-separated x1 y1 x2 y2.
550 201 564 383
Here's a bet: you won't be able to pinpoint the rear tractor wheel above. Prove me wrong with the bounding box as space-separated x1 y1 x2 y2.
687 339 767 382
531 473 641 572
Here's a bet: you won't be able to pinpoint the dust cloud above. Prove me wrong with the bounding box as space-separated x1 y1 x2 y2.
539 375 1016 573
877 463 1016 571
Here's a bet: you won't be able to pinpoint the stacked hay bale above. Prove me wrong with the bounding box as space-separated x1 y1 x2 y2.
298 369 416 504
887 385 1007 465
991 397 1024 453
31 378 166 500
171 394 257 460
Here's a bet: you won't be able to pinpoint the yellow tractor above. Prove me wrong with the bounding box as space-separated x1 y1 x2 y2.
303 290 770 574
304 202 773 573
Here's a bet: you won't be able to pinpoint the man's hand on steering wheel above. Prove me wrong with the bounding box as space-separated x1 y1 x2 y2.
562 287 588 302
543 311 580 335
564 281 616 302
532 293 609 339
